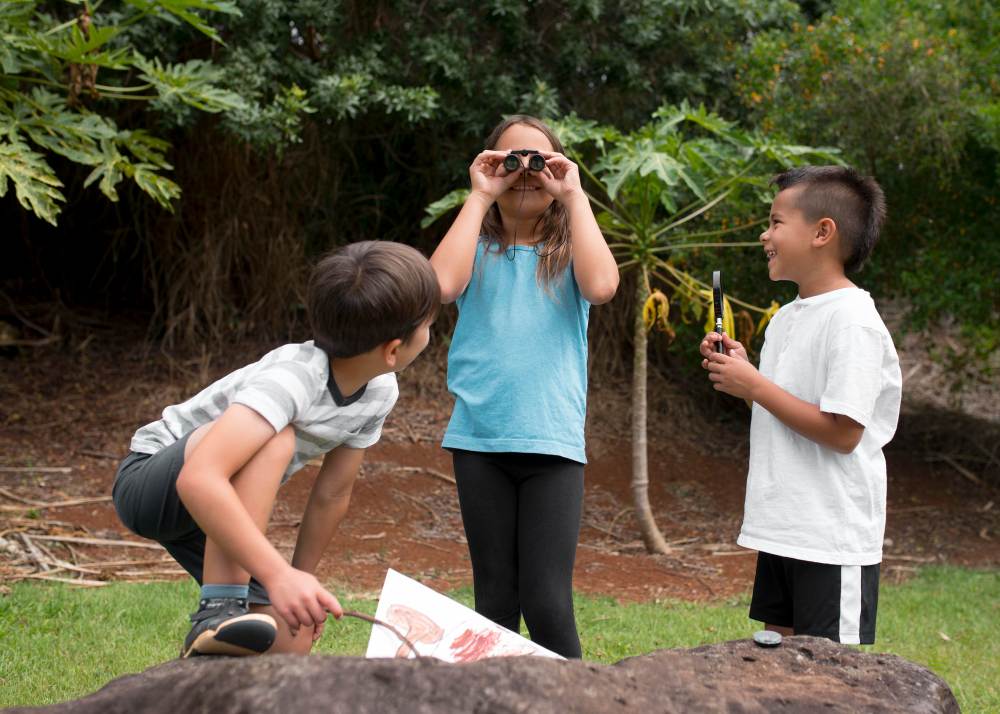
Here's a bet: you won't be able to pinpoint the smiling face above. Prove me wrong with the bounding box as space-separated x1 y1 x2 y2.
759 186 818 284
492 123 555 220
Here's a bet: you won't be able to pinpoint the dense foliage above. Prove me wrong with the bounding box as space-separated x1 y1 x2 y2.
1 0 996 350
0 0 244 224
734 0 1000 346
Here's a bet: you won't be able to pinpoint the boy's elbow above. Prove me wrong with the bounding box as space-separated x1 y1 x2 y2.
834 432 864 454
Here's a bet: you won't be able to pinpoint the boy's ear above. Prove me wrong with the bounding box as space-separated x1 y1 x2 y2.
381 338 403 368
813 217 837 248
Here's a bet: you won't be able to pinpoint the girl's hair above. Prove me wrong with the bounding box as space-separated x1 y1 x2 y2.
480 115 573 287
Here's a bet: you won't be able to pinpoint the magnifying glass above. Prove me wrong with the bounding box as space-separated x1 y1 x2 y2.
713 270 725 354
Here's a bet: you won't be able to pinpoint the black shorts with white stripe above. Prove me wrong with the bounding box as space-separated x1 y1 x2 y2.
749 551 880 645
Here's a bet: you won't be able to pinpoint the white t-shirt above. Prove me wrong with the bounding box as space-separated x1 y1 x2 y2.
131 341 398 481
737 288 902 565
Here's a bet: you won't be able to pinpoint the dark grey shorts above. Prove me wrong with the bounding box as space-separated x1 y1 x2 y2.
112 431 270 605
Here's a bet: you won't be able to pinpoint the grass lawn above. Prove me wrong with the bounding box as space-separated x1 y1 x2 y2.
1 566 996 710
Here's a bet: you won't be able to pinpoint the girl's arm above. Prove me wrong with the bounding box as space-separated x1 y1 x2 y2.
430 150 524 304
537 152 619 304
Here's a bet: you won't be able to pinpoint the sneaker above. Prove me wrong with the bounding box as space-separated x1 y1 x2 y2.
181 597 277 658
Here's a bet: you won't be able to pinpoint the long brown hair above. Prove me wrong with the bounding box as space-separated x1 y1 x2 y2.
480 115 573 288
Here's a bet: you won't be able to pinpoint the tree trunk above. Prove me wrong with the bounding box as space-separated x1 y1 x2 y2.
631 269 670 554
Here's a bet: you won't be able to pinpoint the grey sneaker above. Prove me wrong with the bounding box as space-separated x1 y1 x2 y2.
181 597 277 658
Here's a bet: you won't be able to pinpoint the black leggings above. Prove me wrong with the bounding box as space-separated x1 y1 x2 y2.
452 449 584 658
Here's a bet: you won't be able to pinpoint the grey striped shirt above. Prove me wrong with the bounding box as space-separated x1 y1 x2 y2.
130 341 398 481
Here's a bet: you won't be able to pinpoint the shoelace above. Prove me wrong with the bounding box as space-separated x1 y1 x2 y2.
189 597 247 624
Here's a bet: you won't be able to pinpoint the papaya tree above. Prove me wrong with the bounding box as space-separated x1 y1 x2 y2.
0 0 246 225
552 104 839 552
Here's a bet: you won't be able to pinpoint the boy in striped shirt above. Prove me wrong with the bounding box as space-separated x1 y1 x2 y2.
114 241 439 657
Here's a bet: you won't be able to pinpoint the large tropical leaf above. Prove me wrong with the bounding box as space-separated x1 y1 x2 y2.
421 188 470 228
0 131 64 226
122 0 240 43
135 56 245 113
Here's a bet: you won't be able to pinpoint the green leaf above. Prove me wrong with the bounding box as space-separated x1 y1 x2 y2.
421 188 470 228
135 56 245 113
82 139 125 202
602 152 645 200
34 25 131 68
0 132 65 225
122 0 241 43
130 163 180 208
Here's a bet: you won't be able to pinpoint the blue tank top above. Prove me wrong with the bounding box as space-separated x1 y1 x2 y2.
442 239 590 463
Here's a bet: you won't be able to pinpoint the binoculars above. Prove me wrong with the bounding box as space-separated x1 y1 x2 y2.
503 150 546 173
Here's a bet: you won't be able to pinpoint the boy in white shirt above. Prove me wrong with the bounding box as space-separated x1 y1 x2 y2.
699 166 902 644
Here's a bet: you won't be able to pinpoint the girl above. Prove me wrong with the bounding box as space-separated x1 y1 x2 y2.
430 115 619 658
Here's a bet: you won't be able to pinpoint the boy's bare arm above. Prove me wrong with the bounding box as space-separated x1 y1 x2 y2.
176 405 297 586
176 404 342 631
292 446 365 574
700 336 864 454
746 377 865 454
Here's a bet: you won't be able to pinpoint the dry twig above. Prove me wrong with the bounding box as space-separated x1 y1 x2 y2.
393 466 456 485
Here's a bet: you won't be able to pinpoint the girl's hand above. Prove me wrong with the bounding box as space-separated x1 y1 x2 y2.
703 351 762 401
534 151 584 204
469 150 525 202
699 333 749 363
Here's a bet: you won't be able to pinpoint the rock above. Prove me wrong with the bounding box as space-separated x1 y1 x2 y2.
6 636 958 714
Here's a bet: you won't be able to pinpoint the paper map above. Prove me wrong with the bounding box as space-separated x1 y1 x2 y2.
364 568 564 662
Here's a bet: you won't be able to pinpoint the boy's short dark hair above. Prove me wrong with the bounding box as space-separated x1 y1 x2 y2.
308 241 440 358
772 166 887 273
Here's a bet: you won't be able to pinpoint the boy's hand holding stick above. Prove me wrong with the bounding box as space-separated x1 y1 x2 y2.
264 566 343 640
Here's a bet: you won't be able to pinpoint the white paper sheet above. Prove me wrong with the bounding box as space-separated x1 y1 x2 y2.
364 568 564 662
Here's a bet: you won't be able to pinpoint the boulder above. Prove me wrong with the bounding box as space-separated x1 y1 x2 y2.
7 636 958 713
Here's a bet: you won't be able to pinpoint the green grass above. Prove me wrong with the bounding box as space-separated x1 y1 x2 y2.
1 567 997 710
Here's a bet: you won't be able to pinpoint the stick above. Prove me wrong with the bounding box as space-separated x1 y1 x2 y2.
399 421 421 444
18 533 53 571
70 558 175 568
17 573 108 587
28 535 164 550
341 610 422 659
78 450 120 460
402 538 452 554
583 520 624 540
0 496 113 512
41 559 102 575
393 466 456 485
941 455 984 486
0 467 72 474
0 488 43 505
884 554 937 563
391 489 439 523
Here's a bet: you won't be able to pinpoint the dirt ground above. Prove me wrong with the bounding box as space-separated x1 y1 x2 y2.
1 331 998 603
